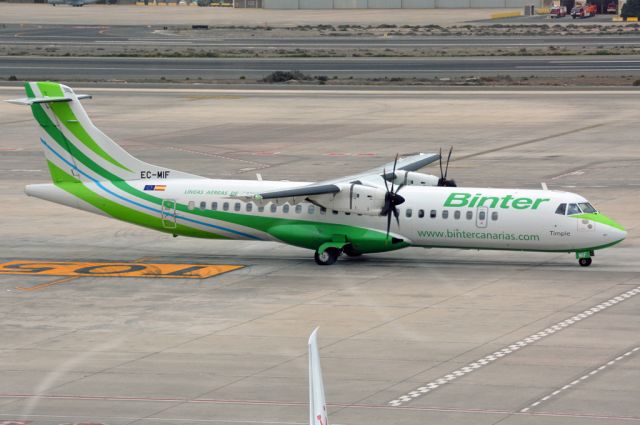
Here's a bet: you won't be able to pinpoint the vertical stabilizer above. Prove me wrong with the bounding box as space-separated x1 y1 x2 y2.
309 327 328 425
8 82 201 184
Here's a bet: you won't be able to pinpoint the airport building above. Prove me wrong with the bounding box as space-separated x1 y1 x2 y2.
237 0 547 9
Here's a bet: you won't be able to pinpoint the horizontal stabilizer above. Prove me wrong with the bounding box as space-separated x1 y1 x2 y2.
6 94 91 106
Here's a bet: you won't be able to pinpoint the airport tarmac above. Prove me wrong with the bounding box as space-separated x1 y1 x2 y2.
1 86 639 425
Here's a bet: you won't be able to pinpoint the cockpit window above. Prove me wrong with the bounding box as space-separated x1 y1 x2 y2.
578 202 597 214
555 203 566 215
567 203 582 215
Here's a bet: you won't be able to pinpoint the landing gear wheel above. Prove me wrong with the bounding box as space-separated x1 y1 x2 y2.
314 248 340 266
579 258 592 267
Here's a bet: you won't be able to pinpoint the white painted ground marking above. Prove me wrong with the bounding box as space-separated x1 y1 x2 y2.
520 345 640 413
388 286 640 407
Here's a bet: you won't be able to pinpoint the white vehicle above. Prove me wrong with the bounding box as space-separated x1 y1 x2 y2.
8 82 626 267
48 0 100 6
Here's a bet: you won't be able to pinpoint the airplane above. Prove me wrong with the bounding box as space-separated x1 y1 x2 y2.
7 82 626 267
48 0 100 6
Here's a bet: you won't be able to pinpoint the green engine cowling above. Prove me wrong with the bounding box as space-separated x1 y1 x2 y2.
267 223 410 254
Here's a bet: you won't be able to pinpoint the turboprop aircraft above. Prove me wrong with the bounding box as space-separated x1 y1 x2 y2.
8 82 626 267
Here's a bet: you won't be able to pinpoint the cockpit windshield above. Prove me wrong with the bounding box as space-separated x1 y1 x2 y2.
567 203 582 215
559 202 598 216
578 202 598 214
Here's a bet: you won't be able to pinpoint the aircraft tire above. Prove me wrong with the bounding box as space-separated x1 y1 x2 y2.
314 248 340 265
579 258 592 267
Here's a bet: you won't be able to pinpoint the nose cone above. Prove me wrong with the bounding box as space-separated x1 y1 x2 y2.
598 214 627 245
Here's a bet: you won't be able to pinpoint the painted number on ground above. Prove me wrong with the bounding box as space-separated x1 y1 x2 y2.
0 261 243 279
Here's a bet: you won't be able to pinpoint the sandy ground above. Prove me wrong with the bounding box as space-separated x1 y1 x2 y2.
0 3 501 26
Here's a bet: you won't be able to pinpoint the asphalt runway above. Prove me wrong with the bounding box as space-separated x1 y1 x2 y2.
4 55 640 80
3 24 640 49
1 86 639 425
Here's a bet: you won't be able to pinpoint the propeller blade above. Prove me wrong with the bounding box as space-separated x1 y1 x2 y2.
350 183 355 210
444 146 453 180
393 206 400 227
438 147 444 180
382 168 390 192
386 208 392 239
390 154 399 193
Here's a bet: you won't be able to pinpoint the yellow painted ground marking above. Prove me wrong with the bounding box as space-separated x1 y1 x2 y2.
13 257 158 292
1 260 243 283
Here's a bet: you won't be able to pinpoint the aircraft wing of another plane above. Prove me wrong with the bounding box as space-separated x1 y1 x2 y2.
253 152 440 201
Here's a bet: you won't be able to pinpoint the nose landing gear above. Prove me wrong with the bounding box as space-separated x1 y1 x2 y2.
576 250 594 267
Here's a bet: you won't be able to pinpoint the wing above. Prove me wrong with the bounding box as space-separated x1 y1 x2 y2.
253 152 440 201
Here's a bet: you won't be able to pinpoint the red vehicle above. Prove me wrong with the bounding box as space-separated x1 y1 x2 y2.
550 5 567 17
571 3 598 18
606 2 617 13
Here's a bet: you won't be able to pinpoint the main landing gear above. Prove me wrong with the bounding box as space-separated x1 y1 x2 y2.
577 250 594 267
314 247 341 266
579 258 592 267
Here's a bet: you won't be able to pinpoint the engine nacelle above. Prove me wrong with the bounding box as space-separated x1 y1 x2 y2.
391 171 439 187
309 184 386 216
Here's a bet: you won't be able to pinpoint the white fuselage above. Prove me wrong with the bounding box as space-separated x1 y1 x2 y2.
76 178 620 252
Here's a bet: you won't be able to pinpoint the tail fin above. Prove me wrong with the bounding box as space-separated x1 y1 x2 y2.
309 327 329 425
7 82 200 184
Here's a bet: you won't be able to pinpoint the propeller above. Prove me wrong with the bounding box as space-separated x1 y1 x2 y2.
437 147 457 187
380 154 406 240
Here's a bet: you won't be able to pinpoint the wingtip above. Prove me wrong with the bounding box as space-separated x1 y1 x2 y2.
309 327 320 345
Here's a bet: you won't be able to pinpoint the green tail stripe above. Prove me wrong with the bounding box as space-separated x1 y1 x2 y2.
48 161 227 239
34 82 132 173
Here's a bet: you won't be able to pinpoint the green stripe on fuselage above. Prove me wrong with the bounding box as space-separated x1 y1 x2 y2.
571 213 625 231
48 161 225 239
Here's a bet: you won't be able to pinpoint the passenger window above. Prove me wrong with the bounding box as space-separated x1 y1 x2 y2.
199 201 206 210
283 204 290 213
211 202 218 211
258 205 265 212
246 203 253 212
418 209 425 218
466 211 473 220
454 210 461 220
270 204 277 213
491 211 498 221
332 210 338 215
188 201 195 211
320 207 326 215
555 203 566 215
308 205 315 214
430 210 436 218
579 202 597 213
223 202 229 211
295 205 302 214
442 210 449 219
234 202 241 212
479 211 486 221
406 209 412 218
567 203 582 215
